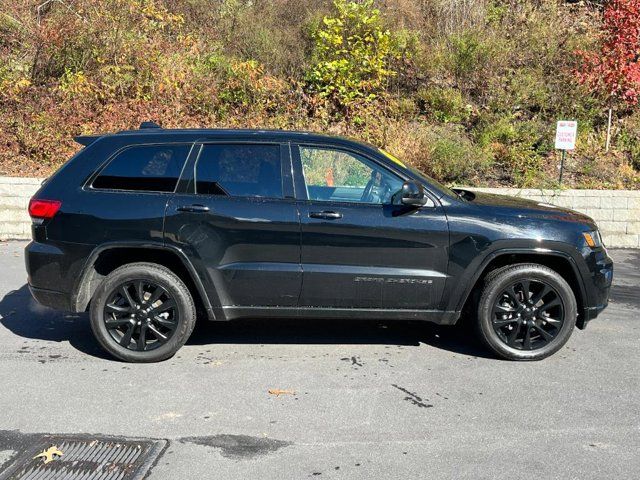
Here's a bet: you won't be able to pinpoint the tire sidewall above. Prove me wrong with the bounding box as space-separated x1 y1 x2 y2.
478 266 577 361
90 264 195 362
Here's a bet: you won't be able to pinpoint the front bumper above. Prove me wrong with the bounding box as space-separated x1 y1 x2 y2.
577 248 613 329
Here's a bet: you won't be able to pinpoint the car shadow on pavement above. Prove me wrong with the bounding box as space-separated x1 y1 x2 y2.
0 284 111 359
187 315 493 359
0 284 493 360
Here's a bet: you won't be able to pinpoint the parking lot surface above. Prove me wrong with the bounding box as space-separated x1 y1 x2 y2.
0 242 638 479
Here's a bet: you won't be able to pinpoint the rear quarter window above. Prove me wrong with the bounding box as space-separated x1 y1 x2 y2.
92 144 191 192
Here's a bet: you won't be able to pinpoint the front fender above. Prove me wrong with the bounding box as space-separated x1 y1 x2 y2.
443 240 588 315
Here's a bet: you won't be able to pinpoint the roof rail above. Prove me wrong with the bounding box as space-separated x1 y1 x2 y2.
139 121 162 129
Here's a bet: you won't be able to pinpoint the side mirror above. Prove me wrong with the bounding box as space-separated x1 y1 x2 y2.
398 181 428 207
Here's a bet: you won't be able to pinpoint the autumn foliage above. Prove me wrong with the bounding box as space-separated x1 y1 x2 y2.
1 0 639 187
576 0 640 106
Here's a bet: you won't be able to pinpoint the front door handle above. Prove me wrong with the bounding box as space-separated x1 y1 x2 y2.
309 211 343 220
177 204 210 213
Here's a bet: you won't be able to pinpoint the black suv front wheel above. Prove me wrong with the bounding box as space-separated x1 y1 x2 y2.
90 262 196 362
477 263 577 361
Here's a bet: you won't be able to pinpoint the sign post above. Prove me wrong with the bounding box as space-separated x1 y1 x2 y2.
555 120 577 185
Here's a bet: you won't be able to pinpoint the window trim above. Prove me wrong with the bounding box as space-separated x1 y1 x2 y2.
192 141 288 200
86 142 196 195
293 143 405 205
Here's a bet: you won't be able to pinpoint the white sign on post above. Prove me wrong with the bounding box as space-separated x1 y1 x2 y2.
555 121 578 150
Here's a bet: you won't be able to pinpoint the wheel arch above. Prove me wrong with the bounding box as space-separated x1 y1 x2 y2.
72 242 214 319
456 249 588 329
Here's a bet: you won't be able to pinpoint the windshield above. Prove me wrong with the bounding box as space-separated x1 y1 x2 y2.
377 148 460 199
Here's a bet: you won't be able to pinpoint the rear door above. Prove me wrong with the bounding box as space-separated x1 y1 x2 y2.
164 141 301 311
293 144 449 310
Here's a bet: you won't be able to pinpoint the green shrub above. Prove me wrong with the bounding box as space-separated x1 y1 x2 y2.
486 2 508 25
215 0 318 77
447 30 497 92
618 113 640 170
305 0 398 110
417 86 471 123
412 124 493 183
503 68 549 113
386 97 419 120
475 115 550 186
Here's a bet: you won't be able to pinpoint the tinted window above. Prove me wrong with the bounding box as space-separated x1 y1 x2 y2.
299 146 403 204
93 144 190 192
196 144 282 198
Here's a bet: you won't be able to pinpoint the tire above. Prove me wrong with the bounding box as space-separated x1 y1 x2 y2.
90 262 196 362
476 263 577 361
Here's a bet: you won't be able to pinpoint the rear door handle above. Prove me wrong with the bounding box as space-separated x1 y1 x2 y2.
177 204 210 213
309 211 343 220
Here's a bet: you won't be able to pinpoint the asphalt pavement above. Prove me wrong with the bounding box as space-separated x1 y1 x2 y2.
0 241 638 479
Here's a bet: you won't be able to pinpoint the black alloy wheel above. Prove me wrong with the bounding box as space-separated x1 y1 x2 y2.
103 280 178 351
90 262 196 362
476 263 577 361
491 279 564 350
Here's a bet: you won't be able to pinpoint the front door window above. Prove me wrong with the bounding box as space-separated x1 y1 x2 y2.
299 146 403 204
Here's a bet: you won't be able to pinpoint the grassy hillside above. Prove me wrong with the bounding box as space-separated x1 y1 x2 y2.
1 0 639 188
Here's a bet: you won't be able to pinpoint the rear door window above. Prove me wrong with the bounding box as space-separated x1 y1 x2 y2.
195 144 283 198
92 144 191 192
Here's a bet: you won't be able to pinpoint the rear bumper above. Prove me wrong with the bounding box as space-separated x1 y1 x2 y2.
28 284 72 311
25 240 94 311
25 240 72 311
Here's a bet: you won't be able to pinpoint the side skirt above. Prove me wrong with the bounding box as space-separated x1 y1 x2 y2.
212 306 460 325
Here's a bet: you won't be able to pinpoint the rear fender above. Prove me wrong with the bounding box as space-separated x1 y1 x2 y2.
72 241 215 319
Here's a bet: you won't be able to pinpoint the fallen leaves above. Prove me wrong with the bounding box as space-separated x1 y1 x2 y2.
151 412 183 421
268 389 295 397
33 446 63 464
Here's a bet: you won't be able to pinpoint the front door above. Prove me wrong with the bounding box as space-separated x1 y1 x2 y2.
293 145 449 311
164 142 301 312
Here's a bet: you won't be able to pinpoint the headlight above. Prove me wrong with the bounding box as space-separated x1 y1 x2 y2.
582 230 602 248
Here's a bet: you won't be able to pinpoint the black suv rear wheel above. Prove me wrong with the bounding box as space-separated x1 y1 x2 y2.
477 263 577 361
90 262 196 362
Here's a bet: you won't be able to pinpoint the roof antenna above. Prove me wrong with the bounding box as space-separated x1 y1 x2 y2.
139 121 162 129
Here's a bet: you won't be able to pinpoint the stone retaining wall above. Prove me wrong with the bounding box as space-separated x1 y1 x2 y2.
0 177 638 247
0 177 43 240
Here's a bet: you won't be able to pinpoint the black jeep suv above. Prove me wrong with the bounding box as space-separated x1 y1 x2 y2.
25 124 613 362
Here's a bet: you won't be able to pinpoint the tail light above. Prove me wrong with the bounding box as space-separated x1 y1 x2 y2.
28 199 62 219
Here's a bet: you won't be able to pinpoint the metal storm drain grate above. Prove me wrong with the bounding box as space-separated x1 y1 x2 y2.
0 435 166 480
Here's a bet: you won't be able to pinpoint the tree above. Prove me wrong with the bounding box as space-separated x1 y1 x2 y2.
575 0 640 151
306 0 397 112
